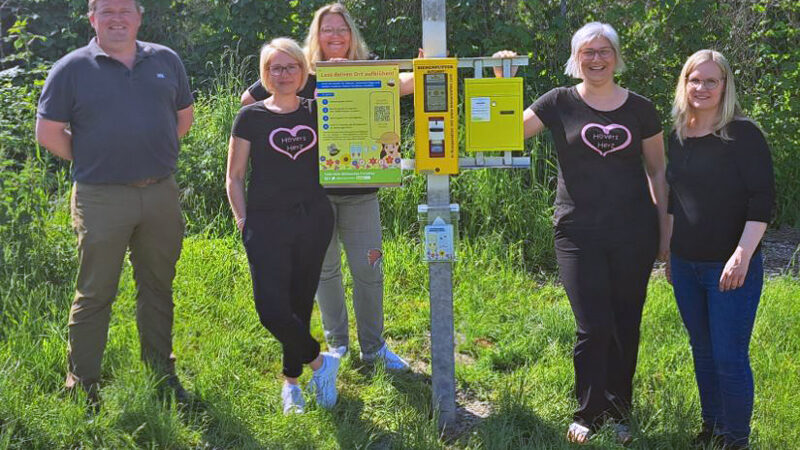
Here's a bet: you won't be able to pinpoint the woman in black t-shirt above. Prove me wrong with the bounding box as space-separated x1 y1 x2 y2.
667 50 774 450
226 38 338 415
496 22 669 444
240 3 414 371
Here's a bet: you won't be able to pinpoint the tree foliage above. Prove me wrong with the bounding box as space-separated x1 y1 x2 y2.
2 0 799 229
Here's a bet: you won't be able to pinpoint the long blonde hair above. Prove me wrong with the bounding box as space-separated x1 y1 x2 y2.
672 49 742 143
304 3 370 72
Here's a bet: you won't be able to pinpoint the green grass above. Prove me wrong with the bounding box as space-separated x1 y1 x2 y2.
0 63 796 444
1 232 798 449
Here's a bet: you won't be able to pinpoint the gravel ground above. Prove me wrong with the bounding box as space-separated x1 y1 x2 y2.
761 225 800 276
651 226 800 277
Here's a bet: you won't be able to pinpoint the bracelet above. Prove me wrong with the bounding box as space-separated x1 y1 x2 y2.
236 217 246 228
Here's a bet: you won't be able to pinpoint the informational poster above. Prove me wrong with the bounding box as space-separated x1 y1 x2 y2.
424 217 455 262
316 64 402 187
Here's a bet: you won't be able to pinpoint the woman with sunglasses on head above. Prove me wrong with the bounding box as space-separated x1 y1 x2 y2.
227 38 338 414
241 3 413 372
495 22 669 444
667 50 774 449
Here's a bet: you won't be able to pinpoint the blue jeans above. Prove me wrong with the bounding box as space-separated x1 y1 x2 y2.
670 251 763 447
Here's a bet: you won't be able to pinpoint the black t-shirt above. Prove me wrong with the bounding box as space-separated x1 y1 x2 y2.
231 98 325 211
247 72 377 197
531 86 662 229
667 119 775 261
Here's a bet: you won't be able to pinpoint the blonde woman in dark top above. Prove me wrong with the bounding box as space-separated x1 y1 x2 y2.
495 21 669 444
227 38 338 415
241 3 413 372
666 49 775 449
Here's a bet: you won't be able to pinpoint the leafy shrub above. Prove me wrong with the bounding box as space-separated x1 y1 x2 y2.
1 0 797 273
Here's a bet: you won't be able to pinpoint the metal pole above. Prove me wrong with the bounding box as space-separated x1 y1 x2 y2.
422 0 456 430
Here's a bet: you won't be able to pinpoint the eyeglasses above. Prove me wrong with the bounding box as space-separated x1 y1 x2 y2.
579 48 615 60
320 26 350 36
687 78 722 90
95 8 139 18
268 64 301 77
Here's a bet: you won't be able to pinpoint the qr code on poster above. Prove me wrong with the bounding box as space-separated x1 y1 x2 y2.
373 105 390 122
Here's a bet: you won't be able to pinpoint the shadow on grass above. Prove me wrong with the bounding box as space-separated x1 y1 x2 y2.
354 361 490 444
179 394 265 449
466 397 572 449
0 417 31 449
474 408 696 449
108 384 264 449
330 393 401 448
626 430 693 450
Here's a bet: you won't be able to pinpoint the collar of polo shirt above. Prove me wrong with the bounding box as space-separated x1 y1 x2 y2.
87 37 154 62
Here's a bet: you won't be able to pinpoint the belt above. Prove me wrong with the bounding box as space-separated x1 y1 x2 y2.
127 175 169 188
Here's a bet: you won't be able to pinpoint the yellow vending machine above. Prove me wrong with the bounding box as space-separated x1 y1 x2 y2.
413 58 459 175
464 78 524 152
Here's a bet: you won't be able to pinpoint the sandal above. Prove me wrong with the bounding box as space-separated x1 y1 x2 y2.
614 423 633 445
567 422 593 444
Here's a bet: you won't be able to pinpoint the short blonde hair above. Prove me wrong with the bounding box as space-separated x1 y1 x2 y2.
672 49 742 143
259 38 310 95
304 3 370 72
88 0 143 14
564 22 625 79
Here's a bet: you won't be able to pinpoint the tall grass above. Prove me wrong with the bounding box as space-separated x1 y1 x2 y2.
1 235 797 448
176 52 252 237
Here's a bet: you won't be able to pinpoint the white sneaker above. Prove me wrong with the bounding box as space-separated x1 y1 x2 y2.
281 383 305 414
329 345 348 358
307 353 339 409
361 343 410 372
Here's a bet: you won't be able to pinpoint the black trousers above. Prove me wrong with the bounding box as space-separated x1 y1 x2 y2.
243 196 334 378
554 221 658 428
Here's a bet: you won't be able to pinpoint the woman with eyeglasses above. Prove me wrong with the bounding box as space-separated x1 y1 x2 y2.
666 50 774 449
495 22 669 444
227 38 338 414
241 2 413 372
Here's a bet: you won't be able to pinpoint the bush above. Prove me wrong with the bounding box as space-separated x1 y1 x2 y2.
1 0 797 272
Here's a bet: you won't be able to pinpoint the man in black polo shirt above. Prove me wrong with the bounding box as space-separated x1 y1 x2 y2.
35 0 193 406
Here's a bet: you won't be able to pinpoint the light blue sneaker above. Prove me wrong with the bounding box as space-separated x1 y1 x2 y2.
329 345 348 359
281 382 305 414
307 353 340 409
361 343 410 372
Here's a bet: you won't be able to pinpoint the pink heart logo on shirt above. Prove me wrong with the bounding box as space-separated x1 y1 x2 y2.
580 123 632 157
268 125 317 160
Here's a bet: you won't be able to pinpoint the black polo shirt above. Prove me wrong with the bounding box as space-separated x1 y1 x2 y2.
37 38 193 184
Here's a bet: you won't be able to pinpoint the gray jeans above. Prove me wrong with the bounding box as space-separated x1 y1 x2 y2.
317 193 384 354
